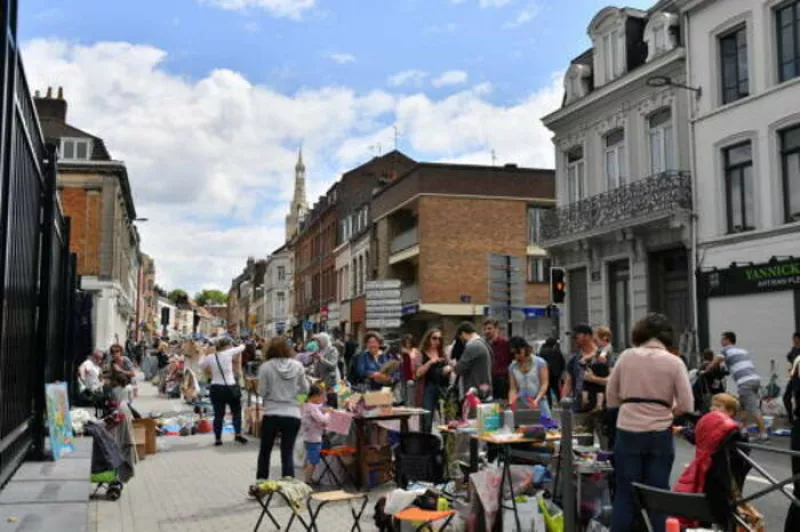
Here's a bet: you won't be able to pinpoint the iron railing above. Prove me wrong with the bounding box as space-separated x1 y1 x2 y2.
540 171 692 243
0 0 78 487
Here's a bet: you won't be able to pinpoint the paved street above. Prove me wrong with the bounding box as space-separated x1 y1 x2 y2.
90 383 797 531
89 383 388 532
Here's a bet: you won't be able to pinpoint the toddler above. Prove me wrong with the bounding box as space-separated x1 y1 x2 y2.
302 385 331 484
581 351 609 412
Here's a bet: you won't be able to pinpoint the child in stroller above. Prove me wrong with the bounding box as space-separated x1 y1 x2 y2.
693 348 728 413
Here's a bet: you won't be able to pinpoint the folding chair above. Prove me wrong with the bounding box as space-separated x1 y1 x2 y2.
316 445 357 489
393 508 456 532
306 490 369 532
632 483 735 532
253 489 309 532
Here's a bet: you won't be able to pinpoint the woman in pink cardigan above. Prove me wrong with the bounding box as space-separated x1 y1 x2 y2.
606 313 694 532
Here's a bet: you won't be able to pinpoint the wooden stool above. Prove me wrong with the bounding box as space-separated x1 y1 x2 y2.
306 490 369 532
393 508 457 532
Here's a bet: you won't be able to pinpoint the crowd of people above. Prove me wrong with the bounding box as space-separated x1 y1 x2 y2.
75 321 800 531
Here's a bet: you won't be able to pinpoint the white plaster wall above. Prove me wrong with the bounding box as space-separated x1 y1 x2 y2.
688 0 800 246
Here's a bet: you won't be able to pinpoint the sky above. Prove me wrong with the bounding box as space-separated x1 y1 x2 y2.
20 0 653 294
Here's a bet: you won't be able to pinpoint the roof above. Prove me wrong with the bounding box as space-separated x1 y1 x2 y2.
38 117 112 161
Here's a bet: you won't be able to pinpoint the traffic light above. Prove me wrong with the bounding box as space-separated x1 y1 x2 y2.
550 267 566 304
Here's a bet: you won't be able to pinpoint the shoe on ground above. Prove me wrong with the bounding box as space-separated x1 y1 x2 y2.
235 435 248 444
214 440 223 446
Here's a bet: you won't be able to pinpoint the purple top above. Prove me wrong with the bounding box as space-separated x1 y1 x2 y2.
302 403 330 443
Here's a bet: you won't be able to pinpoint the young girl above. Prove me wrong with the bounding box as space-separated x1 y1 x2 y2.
302 385 331 484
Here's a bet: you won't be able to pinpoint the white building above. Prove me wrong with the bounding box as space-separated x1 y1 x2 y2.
684 0 800 380
541 1 695 353
334 237 353 335
264 245 293 337
156 297 177 338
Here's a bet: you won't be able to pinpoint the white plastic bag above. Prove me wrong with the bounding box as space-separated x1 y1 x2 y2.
503 496 544 531
293 436 306 466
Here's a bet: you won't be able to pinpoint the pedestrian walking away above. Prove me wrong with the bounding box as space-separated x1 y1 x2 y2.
484 318 510 403
199 337 247 446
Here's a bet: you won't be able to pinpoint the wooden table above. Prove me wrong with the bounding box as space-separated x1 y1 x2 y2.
353 408 427 489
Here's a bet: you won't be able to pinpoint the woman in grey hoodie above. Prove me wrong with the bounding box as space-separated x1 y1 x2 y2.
256 337 309 480
312 332 340 407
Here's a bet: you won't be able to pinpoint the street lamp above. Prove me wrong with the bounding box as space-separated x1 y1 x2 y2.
646 75 702 97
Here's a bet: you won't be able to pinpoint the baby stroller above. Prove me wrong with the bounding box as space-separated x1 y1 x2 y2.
85 404 135 500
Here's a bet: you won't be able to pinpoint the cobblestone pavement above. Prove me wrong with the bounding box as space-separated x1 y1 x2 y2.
90 383 389 532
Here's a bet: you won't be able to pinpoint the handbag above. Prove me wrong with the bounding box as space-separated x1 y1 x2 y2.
214 351 242 400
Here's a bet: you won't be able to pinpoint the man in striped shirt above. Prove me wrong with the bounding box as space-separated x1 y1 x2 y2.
703 331 767 440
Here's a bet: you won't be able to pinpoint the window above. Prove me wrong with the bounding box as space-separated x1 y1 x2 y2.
60 138 92 161
608 260 631 351
723 142 755 233
780 125 800 222
527 207 547 245
776 0 800 82
277 266 286 282
652 24 665 53
602 30 624 81
720 26 749 104
566 146 586 203
604 128 626 190
276 292 285 317
648 108 674 174
527 257 551 283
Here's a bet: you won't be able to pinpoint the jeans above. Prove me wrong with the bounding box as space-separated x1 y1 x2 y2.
208 384 242 440
422 385 440 433
257 415 301 480
785 419 800 531
492 375 508 402
611 428 674 532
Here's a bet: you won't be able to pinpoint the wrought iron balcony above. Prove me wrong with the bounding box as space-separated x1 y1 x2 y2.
540 171 692 245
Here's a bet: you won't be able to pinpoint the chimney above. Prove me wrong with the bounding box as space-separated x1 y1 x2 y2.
33 85 68 123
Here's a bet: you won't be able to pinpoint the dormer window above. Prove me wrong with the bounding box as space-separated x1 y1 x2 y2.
60 137 92 161
564 63 592 105
644 12 678 62
589 7 631 86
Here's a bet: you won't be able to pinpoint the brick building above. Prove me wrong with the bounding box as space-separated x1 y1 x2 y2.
136 252 157 341
35 88 141 350
292 188 338 336
371 162 556 340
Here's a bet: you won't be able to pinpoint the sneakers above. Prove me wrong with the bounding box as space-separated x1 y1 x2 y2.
214 440 223 446
235 435 248 445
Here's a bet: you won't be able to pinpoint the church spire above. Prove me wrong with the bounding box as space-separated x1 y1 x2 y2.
286 146 308 242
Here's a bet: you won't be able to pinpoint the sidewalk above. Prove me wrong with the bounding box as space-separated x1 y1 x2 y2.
90 383 384 532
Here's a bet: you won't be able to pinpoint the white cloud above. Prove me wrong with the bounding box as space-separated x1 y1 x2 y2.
505 3 540 28
387 69 428 88
432 70 469 88
202 0 315 19
23 39 560 293
449 0 512 7
328 53 356 64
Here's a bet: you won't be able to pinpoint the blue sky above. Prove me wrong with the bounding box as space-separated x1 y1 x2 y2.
19 0 653 293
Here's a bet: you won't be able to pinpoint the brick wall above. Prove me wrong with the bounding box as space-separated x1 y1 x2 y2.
60 186 102 276
418 196 549 306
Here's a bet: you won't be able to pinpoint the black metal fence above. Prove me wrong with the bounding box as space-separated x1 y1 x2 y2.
0 0 78 487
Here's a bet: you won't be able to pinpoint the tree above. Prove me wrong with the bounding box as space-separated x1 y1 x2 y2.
195 289 227 307
167 289 188 305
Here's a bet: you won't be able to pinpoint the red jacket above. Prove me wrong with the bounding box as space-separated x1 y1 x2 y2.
674 411 739 525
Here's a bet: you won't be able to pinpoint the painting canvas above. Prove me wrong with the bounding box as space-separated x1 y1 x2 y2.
45 382 75 460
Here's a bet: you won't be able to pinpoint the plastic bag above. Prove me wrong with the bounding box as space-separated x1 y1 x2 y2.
293 435 306 466
538 497 563 532
470 464 534 531
503 496 545 532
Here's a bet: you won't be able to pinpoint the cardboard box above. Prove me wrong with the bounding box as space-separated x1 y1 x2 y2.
132 418 157 455
133 424 147 460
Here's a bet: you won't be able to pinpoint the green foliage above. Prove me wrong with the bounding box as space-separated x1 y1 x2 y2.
194 289 227 307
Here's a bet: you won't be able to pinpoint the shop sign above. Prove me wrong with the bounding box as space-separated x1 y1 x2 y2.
698 258 800 298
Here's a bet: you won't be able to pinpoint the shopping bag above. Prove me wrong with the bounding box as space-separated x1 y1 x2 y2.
293 435 306 466
503 496 544 532
538 497 564 532
586 519 609 532
327 410 354 435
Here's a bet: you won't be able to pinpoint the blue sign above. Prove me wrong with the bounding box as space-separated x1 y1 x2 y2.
483 306 560 318
402 303 419 316
303 320 314 331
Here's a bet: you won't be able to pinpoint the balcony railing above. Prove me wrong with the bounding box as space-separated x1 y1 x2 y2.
391 226 419 254
401 283 419 303
541 171 692 243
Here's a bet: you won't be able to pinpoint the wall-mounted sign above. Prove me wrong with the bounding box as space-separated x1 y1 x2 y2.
698 257 800 298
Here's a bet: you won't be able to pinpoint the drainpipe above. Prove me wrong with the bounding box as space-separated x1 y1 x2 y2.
684 9 701 363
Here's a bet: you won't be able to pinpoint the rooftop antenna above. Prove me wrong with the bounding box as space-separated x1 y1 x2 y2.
393 125 400 151
491 149 497 167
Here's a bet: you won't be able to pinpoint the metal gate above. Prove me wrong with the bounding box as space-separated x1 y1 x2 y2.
0 0 77 487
